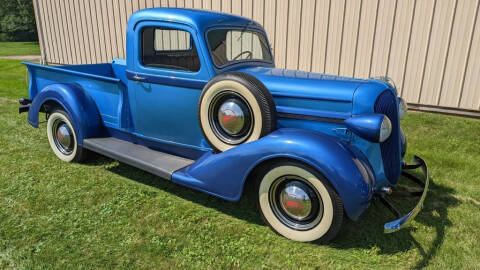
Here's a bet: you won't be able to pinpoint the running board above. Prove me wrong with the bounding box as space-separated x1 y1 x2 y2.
83 137 195 180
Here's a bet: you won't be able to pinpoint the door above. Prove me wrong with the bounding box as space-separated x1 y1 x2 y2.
127 22 212 152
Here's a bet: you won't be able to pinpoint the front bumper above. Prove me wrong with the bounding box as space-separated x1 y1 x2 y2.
381 155 429 233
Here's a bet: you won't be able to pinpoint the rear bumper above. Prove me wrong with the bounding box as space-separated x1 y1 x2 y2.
382 155 429 233
18 97 31 114
19 104 30 114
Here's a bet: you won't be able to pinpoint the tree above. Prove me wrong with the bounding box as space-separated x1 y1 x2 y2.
0 0 37 41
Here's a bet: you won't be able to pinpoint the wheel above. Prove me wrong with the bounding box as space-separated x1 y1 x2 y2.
198 72 276 152
256 160 344 243
46 109 88 162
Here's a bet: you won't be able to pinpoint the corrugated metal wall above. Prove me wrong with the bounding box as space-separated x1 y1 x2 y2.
33 0 480 114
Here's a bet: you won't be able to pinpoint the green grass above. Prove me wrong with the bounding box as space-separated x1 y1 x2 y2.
0 42 40 56
1 59 479 269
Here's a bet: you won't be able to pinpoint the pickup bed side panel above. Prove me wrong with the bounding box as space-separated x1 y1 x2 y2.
28 83 103 144
25 63 129 132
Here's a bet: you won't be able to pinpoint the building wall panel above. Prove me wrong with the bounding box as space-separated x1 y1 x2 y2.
369 0 396 79
311 0 330 74
418 0 457 106
438 0 479 107
402 0 435 103
459 4 480 110
339 0 361 77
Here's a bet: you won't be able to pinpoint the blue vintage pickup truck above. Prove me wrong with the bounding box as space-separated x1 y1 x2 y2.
20 8 428 243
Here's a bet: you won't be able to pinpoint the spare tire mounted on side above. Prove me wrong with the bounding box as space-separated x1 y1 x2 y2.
198 72 277 152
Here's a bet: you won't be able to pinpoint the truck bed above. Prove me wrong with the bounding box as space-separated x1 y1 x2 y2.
24 59 129 130
60 59 127 84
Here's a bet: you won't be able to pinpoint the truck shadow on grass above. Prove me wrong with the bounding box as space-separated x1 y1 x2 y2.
332 176 458 269
87 156 458 269
86 155 265 226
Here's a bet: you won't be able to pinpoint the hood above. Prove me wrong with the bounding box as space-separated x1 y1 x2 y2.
238 67 367 103
237 66 393 118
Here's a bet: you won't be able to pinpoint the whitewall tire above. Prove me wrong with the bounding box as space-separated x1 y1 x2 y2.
198 72 276 152
46 109 87 162
257 160 344 243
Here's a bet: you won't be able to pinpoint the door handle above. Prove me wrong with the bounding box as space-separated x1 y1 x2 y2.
133 74 146 82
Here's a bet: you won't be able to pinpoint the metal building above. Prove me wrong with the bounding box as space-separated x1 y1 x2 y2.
32 0 480 117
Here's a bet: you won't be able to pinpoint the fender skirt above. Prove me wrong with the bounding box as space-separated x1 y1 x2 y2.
172 128 375 220
27 83 103 145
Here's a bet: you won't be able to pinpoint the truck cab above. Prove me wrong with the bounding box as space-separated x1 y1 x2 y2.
21 8 429 243
125 9 278 158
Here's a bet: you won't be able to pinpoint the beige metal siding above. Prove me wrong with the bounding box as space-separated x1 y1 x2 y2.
338 0 361 77
418 0 456 106
460 4 480 109
34 0 480 113
311 0 331 74
438 0 479 108
402 0 435 103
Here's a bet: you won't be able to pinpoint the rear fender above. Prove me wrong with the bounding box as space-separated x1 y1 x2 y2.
172 128 375 220
28 83 103 145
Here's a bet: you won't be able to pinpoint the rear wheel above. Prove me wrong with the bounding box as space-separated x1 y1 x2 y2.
256 160 344 243
46 109 88 162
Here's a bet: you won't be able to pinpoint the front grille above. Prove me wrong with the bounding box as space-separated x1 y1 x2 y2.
374 90 401 184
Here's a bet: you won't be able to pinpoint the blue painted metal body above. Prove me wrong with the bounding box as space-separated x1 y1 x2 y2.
22 8 407 221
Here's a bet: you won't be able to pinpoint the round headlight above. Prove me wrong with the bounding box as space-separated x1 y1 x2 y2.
379 116 392 142
398 98 408 119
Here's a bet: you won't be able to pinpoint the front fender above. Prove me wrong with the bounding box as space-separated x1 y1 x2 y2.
28 83 102 145
172 128 375 220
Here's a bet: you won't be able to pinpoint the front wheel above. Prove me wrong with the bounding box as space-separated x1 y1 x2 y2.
256 160 344 243
46 109 88 162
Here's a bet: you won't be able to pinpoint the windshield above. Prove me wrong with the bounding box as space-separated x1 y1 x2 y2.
207 28 273 67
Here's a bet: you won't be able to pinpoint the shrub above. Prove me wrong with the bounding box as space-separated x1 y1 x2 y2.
0 0 37 42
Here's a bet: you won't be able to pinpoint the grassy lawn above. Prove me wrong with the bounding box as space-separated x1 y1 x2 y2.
1 58 479 269
0 42 40 56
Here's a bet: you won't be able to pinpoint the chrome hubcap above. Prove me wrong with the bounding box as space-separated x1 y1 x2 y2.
52 119 74 155
280 185 312 220
209 91 253 145
269 177 323 231
218 98 246 135
57 124 72 149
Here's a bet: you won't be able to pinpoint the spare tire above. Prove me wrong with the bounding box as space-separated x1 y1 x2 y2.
198 71 276 152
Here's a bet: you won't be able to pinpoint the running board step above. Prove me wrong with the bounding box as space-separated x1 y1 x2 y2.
83 137 195 180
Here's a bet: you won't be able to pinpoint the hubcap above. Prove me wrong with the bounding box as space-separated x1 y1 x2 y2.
280 184 312 220
218 98 246 135
269 177 323 231
208 91 253 145
52 119 74 155
57 124 72 149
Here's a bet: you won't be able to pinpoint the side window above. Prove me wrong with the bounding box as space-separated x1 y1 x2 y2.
142 27 200 72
